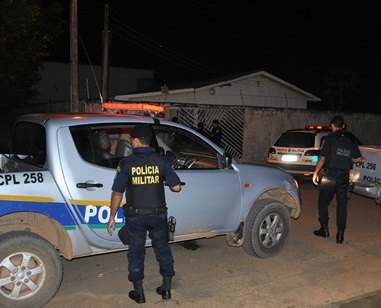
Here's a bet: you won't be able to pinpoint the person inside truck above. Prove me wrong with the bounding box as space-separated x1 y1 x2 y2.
92 130 114 167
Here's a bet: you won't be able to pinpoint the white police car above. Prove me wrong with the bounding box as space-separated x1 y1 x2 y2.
267 125 331 177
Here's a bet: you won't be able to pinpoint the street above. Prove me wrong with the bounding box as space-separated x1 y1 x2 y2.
47 183 381 308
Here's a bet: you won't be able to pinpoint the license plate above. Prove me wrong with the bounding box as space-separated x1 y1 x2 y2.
281 154 298 162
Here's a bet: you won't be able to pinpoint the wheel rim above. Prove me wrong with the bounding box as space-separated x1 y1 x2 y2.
0 252 46 300
258 212 284 248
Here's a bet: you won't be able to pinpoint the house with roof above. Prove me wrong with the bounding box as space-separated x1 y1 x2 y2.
114 70 320 109
113 71 321 159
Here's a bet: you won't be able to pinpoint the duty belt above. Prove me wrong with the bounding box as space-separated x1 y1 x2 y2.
325 168 348 175
123 205 167 216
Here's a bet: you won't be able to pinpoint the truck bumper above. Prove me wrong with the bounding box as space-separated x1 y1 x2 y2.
352 182 381 201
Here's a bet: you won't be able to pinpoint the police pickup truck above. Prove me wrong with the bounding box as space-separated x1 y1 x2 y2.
0 113 301 308
352 145 381 205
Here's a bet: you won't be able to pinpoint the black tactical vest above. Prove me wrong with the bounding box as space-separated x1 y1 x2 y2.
124 153 166 209
326 132 354 171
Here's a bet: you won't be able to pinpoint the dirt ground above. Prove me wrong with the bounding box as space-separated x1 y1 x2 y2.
46 183 381 308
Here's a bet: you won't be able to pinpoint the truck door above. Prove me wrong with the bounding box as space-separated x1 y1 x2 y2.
153 125 242 236
57 125 130 248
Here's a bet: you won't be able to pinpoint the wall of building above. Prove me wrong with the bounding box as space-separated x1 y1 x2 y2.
243 108 381 162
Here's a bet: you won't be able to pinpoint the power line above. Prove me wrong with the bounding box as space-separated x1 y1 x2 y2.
109 11 224 77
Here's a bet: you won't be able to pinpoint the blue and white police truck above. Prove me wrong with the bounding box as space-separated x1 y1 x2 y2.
0 113 301 307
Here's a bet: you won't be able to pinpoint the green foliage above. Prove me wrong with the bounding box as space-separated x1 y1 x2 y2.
0 0 63 107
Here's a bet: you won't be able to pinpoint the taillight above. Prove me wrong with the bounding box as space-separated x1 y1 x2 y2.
305 150 319 156
305 150 319 162
268 147 276 154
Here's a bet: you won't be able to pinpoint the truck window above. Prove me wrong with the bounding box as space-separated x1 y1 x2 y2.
153 125 219 169
70 125 134 168
70 124 219 169
12 121 46 168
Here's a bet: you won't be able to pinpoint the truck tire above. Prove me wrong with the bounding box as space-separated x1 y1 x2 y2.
243 200 290 258
0 231 63 308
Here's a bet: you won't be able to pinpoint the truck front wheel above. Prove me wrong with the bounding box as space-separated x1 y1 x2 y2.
243 200 290 258
0 231 63 308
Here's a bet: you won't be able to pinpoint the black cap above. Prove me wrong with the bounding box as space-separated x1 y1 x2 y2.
330 115 345 128
130 124 152 138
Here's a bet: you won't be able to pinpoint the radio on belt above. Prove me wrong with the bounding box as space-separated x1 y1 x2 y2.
168 216 176 241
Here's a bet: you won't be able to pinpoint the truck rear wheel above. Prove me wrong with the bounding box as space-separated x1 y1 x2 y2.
0 231 63 308
243 200 290 258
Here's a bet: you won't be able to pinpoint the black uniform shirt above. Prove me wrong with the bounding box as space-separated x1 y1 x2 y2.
112 147 181 209
320 130 362 171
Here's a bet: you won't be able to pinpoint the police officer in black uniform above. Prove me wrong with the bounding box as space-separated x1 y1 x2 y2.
312 115 363 244
107 124 181 304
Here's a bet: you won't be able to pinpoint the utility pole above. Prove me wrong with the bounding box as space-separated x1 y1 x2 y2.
70 0 79 112
101 3 110 101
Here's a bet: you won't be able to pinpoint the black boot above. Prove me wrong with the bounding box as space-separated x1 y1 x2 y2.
156 276 172 300
336 229 345 244
313 224 329 238
129 280 146 304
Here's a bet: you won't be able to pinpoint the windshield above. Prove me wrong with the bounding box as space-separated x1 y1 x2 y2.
274 132 316 148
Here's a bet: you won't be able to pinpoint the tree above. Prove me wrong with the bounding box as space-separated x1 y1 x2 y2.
324 68 359 111
0 0 63 107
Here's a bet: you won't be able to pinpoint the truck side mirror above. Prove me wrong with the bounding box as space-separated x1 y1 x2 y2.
223 153 232 169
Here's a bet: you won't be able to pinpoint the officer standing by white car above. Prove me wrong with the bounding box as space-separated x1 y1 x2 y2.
312 115 363 244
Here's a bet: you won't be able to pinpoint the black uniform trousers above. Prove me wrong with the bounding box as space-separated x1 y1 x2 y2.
125 212 175 282
318 170 350 229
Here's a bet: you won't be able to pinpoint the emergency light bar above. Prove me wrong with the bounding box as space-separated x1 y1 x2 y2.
305 125 330 130
102 101 164 113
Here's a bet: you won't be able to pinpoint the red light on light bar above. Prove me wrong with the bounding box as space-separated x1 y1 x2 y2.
102 102 164 113
305 125 328 130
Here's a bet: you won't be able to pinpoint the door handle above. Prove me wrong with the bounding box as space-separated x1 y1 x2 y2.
76 183 103 188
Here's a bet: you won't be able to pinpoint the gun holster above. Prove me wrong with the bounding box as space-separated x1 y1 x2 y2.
118 225 130 245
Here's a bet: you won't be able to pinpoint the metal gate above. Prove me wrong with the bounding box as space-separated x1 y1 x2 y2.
173 106 244 158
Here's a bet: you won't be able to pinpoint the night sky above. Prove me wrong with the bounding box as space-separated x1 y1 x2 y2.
49 1 381 112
